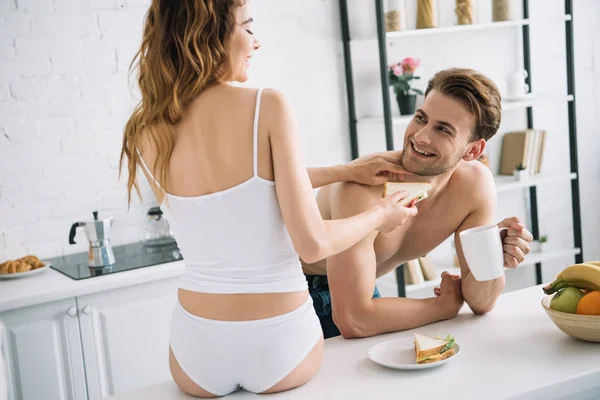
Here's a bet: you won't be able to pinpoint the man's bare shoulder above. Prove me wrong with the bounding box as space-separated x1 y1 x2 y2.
451 160 496 202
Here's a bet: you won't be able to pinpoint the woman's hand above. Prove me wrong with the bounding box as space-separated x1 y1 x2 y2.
348 153 414 186
375 190 418 233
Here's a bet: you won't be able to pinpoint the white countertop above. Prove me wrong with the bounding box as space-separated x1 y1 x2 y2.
0 261 185 312
108 284 600 400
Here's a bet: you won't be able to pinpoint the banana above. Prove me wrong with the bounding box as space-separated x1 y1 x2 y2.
542 262 600 294
585 261 600 268
566 280 600 291
555 281 570 291
559 280 600 291
556 262 600 284
544 280 569 294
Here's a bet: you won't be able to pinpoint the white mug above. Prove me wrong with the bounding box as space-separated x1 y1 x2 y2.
506 70 529 100
459 224 508 281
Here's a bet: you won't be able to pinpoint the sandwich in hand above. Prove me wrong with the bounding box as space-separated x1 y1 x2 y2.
414 333 456 364
382 182 432 206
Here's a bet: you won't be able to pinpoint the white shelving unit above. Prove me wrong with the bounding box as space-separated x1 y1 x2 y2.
353 19 531 42
387 18 530 38
340 1 583 297
494 172 577 193
354 16 572 42
357 94 575 126
502 94 574 111
523 247 581 266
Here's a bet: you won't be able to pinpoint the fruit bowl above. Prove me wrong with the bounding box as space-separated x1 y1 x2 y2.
541 295 600 342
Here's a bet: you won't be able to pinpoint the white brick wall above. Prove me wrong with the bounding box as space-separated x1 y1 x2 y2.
1 0 155 260
0 0 598 279
0 0 349 260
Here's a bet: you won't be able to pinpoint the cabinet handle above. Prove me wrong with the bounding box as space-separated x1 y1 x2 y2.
67 307 77 317
82 305 92 315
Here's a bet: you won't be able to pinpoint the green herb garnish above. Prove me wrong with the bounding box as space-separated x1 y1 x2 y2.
439 337 455 354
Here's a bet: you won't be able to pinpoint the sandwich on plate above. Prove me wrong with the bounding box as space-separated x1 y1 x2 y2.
414 333 456 364
382 182 432 206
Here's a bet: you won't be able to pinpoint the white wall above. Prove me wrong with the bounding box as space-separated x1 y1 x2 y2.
0 0 598 292
1 0 155 259
0 0 349 260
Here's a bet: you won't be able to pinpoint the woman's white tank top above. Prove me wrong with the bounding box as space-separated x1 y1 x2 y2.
137 89 308 294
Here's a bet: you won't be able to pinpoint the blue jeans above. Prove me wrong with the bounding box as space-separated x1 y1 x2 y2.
306 274 381 339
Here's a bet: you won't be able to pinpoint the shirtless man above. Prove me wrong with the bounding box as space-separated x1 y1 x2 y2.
303 68 534 339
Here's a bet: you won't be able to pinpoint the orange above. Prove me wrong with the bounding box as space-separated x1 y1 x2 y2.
576 291 600 315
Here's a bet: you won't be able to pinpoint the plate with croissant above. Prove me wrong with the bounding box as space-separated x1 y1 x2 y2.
0 255 50 279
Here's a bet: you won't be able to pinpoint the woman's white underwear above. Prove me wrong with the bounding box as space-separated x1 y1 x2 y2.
169 296 322 396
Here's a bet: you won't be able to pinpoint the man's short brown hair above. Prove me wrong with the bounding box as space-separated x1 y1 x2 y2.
424 68 502 141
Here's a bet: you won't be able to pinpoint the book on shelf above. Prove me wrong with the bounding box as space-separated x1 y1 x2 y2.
404 259 423 285
536 130 547 174
402 256 439 285
499 129 546 175
419 256 438 281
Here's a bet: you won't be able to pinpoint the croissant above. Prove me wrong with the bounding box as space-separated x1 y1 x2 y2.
18 255 41 265
19 255 45 269
16 261 32 272
0 260 31 274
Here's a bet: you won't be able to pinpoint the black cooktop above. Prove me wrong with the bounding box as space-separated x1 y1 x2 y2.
49 241 183 280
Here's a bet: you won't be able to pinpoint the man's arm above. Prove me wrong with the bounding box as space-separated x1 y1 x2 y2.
327 183 461 338
454 208 505 315
454 166 533 315
454 166 504 315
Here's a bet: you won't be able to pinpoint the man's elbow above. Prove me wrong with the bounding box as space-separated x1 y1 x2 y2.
469 303 495 315
335 315 367 339
464 276 505 315
466 292 501 315
333 308 371 339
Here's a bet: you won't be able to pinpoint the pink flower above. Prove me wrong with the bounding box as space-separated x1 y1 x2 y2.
401 57 420 74
391 64 403 77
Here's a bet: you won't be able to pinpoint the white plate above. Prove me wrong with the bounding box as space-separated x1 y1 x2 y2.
0 261 51 280
368 336 460 370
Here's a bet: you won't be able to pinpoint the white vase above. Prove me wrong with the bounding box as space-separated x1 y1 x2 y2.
540 242 548 252
530 240 541 253
513 169 527 181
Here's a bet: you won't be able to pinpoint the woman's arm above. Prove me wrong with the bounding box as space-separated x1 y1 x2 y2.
307 154 413 189
307 165 351 189
264 89 417 264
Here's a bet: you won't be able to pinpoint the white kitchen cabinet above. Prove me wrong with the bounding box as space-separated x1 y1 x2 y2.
76 278 178 400
1 298 87 400
0 277 180 400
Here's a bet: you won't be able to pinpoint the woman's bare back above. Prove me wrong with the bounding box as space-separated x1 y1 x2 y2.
166 85 275 198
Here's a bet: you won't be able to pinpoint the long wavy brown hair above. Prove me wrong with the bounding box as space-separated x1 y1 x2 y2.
120 0 243 205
